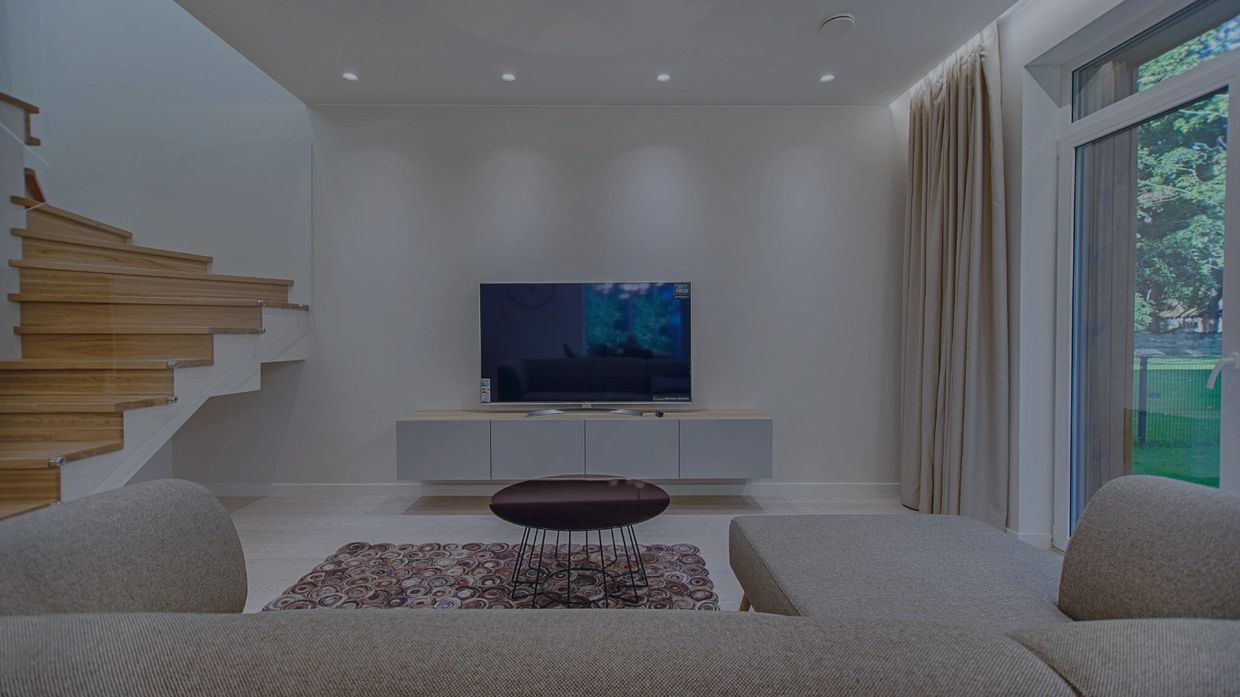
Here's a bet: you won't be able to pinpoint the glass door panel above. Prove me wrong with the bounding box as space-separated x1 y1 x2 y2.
1071 89 1229 529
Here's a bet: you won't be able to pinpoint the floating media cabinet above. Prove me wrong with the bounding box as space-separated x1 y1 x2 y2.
397 410 772 481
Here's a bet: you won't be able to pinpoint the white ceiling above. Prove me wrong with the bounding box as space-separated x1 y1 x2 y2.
175 0 1020 107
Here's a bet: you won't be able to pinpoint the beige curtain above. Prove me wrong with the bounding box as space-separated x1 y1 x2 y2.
899 24 1009 529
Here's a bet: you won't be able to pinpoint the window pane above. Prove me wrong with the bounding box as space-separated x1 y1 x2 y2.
1073 0 1240 120
1071 90 1226 529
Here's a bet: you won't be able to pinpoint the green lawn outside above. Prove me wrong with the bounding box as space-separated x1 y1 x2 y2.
1131 357 1220 487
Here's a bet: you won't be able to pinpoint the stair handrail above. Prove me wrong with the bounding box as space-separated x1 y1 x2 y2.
0 91 41 147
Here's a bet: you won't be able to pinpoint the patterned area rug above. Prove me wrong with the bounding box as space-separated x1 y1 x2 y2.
264 542 719 611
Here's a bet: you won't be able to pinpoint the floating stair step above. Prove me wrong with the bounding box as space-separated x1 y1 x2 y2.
12 259 292 302
9 294 307 310
0 500 53 520
12 199 133 243
19 332 215 361
0 395 172 414
0 361 175 397
0 412 123 443
0 359 207 369
14 229 211 272
0 441 121 468
17 299 262 330
15 325 263 335
0 467 58 503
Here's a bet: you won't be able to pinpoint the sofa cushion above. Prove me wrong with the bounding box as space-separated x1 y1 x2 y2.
1012 618 1240 697
0 610 1075 696
730 514 1070 633
1059 476 1240 621
0 479 246 616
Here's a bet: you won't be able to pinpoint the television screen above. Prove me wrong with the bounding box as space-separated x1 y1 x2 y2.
480 282 692 404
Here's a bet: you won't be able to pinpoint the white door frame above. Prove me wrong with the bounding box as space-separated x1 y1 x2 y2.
1052 50 1240 549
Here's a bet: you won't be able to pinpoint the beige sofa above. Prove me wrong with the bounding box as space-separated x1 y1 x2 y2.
1 478 1237 696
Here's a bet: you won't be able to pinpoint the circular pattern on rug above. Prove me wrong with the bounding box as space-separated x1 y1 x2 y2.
263 542 719 611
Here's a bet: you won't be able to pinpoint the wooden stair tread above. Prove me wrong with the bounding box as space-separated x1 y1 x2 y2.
12 259 294 286
8 293 307 310
0 359 209 370
0 395 170 414
10 199 132 240
0 440 123 468
12 229 213 263
0 500 53 519
15 325 263 335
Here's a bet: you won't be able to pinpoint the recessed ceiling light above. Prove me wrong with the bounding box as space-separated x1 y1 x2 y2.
819 73 836 83
341 72 359 82
656 73 671 83
819 14 856 38
501 72 517 82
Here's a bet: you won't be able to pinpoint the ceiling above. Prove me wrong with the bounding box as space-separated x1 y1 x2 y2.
174 0 1020 107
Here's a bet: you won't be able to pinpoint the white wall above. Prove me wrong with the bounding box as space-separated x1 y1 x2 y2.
172 105 906 490
0 103 26 358
0 0 312 298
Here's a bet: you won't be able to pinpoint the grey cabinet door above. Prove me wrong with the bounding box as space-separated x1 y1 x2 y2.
679 419 773 479
585 420 680 479
491 420 585 479
397 420 491 481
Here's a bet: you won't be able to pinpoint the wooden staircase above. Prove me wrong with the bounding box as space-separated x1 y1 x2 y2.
0 93 308 519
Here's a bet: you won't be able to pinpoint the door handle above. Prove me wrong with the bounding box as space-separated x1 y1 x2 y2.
1207 352 1240 390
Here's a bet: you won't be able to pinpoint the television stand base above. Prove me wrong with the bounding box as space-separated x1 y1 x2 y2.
526 407 644 418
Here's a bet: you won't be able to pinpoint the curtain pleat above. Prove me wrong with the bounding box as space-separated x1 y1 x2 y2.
1072 64 1138 518
899 24 1009 529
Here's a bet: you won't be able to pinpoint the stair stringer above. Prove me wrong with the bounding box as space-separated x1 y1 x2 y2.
59 307 308 499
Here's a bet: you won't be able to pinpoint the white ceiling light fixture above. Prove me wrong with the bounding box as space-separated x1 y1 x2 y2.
341 71 359 81
501 72 517 82
819 73 836 83
818 14 856 38
656 72 671 82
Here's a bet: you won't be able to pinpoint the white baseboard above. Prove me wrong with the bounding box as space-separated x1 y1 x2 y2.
203 480 900 500
1006 528 1054 550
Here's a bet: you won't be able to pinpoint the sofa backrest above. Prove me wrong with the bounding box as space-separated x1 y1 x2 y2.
0 611 1077 696
1059 476 1240 621
0 479 246 615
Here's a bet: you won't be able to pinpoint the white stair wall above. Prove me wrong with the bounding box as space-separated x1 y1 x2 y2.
60 306 308 499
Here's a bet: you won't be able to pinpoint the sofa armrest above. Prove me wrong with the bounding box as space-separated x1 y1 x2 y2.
1011 619 1240 697
0 479 246 615
1059 476 1240 621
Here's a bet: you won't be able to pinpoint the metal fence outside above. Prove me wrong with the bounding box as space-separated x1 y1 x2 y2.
1133 355 1222 447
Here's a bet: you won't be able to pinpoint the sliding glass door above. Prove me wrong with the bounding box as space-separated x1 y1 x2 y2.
1062 0 1240 535
1071 90 1232 527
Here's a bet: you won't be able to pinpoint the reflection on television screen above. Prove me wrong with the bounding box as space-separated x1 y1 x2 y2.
480 282 692 404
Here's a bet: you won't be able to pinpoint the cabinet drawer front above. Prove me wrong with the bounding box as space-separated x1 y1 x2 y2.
491 421 585 479
585 420 680 479
397 421 491 481
679 419 772 479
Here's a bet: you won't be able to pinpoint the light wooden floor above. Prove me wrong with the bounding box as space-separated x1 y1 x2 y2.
224 494 910 613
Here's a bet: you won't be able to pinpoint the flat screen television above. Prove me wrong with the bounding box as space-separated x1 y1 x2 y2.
480 282 692 404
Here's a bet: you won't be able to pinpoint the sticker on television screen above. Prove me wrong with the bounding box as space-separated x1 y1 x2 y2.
480 378 492 403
